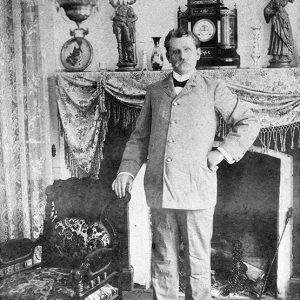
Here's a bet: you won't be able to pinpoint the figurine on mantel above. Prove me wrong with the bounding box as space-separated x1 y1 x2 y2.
264 0 295 68
109 0 138 71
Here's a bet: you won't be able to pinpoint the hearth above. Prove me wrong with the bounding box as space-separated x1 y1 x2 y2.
177 147 293 299
212 147 293 299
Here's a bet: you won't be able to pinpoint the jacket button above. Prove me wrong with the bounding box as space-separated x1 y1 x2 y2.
168 139 174 143
166 157 172 162
170 120 177 124
173 102 179 106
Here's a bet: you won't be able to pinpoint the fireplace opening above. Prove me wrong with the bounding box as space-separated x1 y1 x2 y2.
212 151 281 298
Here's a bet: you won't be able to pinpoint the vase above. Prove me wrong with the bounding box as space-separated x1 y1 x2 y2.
251 26 261 68
151 37 164 71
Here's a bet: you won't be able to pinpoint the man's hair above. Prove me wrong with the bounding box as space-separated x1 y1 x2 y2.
164 28 201 56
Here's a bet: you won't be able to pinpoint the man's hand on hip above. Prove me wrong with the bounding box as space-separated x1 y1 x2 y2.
112 173 133 198
207 150 224 171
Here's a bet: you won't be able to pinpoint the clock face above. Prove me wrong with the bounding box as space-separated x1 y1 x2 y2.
193 19 216 42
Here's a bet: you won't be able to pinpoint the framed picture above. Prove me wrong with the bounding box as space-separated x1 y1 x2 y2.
60 37 93 72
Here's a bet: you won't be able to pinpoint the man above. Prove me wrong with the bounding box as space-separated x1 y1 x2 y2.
112 28 260 300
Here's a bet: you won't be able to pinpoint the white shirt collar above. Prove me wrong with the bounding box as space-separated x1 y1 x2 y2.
172 69 195 82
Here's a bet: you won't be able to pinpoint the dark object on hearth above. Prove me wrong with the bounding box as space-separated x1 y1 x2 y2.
109 0 138 72
221 240 250 296
178 0 240 69
0 177 131 299
264 0 295 68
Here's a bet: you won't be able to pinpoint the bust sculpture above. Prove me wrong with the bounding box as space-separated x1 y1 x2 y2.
109 0 138 71
264 0 295 67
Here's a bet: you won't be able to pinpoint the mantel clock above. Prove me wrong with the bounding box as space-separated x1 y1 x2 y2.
178 0 240 69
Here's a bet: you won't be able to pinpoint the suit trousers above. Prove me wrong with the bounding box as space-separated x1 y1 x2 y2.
150 207 215 300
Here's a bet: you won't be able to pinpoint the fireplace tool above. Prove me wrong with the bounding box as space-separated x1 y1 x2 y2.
258 207 293 300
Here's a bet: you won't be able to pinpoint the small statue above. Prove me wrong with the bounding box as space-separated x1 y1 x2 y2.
109 0 138 71
264 0 295 68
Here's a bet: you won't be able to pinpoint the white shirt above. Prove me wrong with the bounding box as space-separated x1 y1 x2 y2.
173 69 195 95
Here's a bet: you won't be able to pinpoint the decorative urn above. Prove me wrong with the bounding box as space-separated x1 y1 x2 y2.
56 0 98 27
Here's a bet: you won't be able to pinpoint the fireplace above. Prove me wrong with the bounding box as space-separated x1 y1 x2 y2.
211 146 293 299
127 145 294 299
52 68 300 298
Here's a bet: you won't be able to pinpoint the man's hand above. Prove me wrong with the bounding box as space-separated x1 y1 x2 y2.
207 150 224 172
112 173 133 198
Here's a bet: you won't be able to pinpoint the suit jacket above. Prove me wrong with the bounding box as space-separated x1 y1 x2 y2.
118 72 260 209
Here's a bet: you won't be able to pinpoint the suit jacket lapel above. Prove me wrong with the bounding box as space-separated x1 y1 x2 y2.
162 74 177 99
177 73 206 100
161 72 206 102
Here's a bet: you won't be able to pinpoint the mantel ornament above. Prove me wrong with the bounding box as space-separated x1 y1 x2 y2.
56 0 99 71
178 0 240 69
264 0 295 68
109 0 138 72
251 26 261 68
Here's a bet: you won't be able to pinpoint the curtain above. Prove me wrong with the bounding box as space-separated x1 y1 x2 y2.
55 70 300 178
0 0 51 243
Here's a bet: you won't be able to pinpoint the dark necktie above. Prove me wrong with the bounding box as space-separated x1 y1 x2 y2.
173 77 188 88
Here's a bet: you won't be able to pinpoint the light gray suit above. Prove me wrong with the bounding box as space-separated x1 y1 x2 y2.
119 72 260 209
118 72 260 299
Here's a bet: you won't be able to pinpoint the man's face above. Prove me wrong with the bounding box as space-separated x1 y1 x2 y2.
167 36 201 75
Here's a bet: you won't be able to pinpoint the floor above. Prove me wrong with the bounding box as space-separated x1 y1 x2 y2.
123 289 152 300
123 289 186 300
123 289 185 300
122 289 276 300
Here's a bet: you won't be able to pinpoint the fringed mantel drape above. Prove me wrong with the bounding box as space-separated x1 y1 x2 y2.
55 68 300 178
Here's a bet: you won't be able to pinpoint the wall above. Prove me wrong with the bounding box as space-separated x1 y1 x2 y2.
50 0 300 72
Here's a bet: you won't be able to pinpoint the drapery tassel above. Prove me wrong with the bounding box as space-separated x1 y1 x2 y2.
279 127 287 152
97 79 107 113
290 126 296 149
92 117 109 177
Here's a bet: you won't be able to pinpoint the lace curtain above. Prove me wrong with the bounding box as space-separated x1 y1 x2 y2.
0 0 51 243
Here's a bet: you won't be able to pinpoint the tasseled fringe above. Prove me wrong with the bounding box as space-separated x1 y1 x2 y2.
108 96 141 129
217 116 300 153
217 115 231 137
258 122 300 152
97 79 108 113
